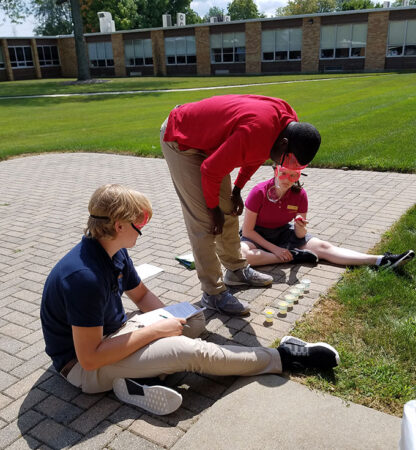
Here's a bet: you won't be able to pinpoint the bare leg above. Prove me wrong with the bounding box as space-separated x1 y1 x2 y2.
241 241 281 266
301 238 380 266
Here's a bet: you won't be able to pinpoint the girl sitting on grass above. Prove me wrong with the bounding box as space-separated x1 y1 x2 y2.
239 161 414 270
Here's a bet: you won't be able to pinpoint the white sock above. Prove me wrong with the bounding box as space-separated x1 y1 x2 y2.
375 256 383 266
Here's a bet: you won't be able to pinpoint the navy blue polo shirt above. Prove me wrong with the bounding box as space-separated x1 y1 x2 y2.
40 236 141 372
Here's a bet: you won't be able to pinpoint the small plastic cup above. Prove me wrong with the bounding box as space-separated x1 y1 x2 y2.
289 287 301 300
264 308 275 323
301 278 311 292
284 294 296 308
278 301 288 315
295 283 305 297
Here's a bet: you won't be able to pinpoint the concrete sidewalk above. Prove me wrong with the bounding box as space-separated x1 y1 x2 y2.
0 153 415 449
173 375 401 450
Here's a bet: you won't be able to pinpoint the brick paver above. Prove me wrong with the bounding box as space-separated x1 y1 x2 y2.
0 153 415 448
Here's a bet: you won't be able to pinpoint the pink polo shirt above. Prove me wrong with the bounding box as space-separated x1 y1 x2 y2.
245 178 308 228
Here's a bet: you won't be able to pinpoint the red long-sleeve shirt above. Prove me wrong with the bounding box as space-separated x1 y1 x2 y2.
163 94 298 209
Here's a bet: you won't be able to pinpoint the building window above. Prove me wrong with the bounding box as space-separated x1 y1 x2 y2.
8 46 34 68
262 28 302 61
320 24 367 59
165 36 196 65
210 32 245 63
37 45 60 66
0 48 4 69
387 20 416 57
88 42 114 67
124 39 153 66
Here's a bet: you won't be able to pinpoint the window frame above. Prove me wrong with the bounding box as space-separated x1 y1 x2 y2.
386 20 416 57
8 46 34 68
37 45 60 66
261 27 302 62
210 32 246 64
165 35 196 65
88 41 114 68
124 39 153 67
320 23 367 60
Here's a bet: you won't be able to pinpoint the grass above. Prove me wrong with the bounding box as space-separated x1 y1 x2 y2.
1 72 415 171
0 72 388 97
276 205 416 417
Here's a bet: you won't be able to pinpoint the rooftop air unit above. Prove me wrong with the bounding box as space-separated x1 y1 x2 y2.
224 15 231 22
210 16 218 23
177 12 186 26
162 14 172 27
98 12 115 33
383 1 390 7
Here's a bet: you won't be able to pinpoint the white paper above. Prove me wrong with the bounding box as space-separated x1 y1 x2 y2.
135 264 163 280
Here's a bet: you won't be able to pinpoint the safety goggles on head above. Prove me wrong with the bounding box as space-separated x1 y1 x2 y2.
274 165 302 182
279 152 308 171
131 211 149 236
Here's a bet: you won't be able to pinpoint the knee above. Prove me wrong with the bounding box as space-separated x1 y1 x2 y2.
316 240 333 252
183 311 206 339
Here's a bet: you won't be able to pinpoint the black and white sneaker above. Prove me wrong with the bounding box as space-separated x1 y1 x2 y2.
113 378 182 415
378 250 415 270
290 249 319 265
277 335 340 371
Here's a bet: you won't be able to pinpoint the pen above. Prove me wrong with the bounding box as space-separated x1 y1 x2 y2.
159 314 190 328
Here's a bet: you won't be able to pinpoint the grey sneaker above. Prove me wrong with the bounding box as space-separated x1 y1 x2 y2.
201 290 250 316
224 265 273 287
113 378 182 415
278 335 340 371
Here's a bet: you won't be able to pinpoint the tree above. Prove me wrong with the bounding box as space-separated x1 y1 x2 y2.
227 0 266 20
203 6 225 22
0 0 29 23
80 0 139 32
32 0 73 35
276 0 337 15
338 0 380 9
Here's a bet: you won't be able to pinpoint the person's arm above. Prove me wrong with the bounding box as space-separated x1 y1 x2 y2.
125 281 164 312
294 213 308 239
72 317 186 371
242 208 292 262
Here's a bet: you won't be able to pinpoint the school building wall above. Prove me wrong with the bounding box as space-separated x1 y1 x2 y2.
1 7 415 82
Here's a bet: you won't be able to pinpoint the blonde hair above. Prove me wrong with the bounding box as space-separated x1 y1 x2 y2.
85 184 152 239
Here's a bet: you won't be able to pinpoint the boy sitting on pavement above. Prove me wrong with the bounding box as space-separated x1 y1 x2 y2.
41 184 340 415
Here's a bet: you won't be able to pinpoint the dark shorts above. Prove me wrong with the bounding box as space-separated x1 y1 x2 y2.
240 224 313 251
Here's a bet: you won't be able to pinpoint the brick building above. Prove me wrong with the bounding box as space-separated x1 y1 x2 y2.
1 6 415 82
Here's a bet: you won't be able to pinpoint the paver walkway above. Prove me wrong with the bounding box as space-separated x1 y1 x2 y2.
0 153 415 449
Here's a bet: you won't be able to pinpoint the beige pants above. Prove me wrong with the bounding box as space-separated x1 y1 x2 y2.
66 311 282 393
160 118 247 295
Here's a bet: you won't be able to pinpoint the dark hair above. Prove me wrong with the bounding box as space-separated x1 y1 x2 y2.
286 122 321 166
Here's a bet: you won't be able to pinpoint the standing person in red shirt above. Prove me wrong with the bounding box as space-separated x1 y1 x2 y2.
160 94 321 316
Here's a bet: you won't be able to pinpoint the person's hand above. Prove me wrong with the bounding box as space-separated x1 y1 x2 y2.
151 318 186 338
231 186 244 216
208 206 225 234
294 215 308 238
231 193 244 216
271 245 293 263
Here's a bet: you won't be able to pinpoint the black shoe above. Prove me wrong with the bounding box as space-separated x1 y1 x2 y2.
378 250 415 270
290 249 318 265
277 336 340 371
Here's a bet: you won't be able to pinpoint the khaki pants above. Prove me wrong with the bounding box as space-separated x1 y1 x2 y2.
66 311 282 393
160 118 246 295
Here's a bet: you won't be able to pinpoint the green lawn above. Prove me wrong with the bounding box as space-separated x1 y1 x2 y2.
0 72 387 97
1 72 415 171
278 204 416 417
